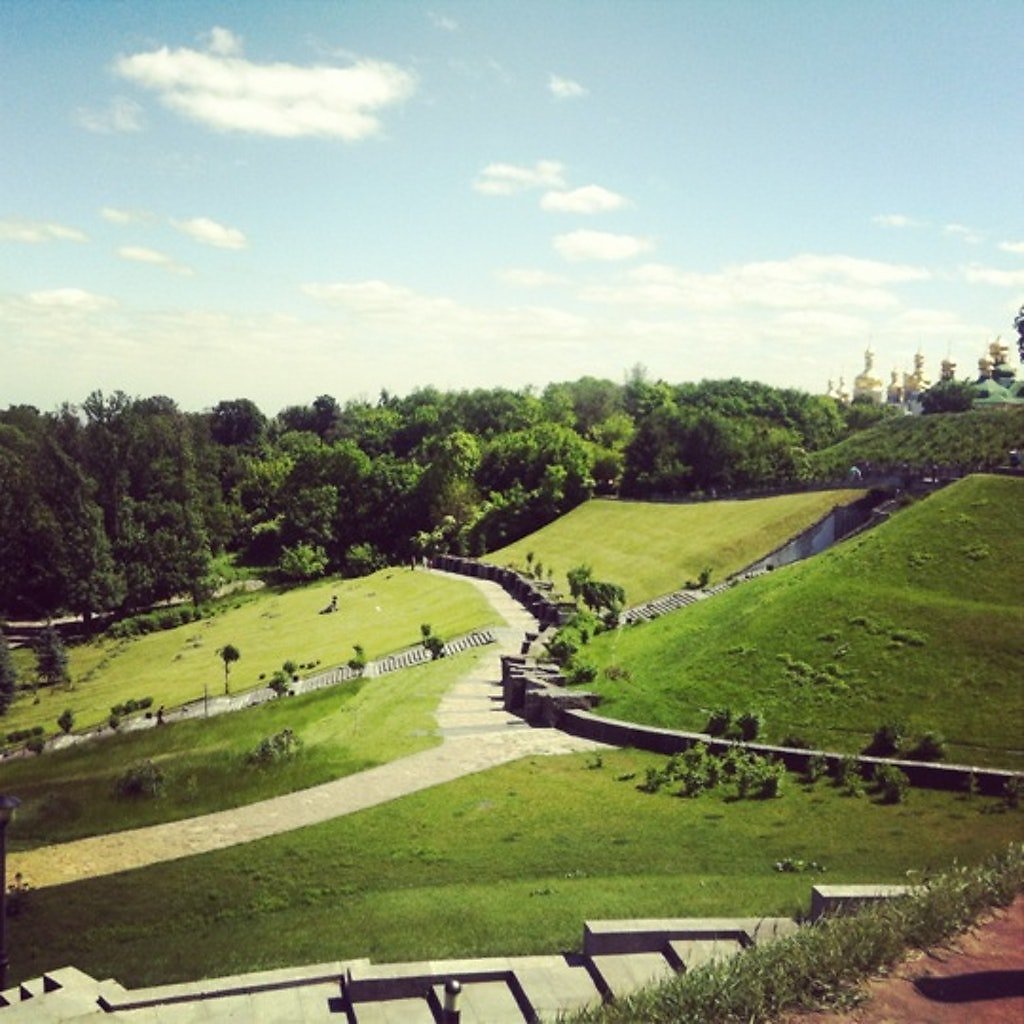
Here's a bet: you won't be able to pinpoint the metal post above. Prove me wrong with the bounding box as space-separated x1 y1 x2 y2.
0 795 21 991
442 978 461 1024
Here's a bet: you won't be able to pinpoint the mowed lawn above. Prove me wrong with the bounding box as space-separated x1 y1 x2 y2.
9 747 1022 988
3 651 488 849
3 569 500 738
485 490 865 605
578 476 1024 768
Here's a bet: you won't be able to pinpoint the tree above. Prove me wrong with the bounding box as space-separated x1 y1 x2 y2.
0 633 16 714
35 626 69 688
57 708 75 734
218 643 240 694
921 380 977 414
278 542 328 581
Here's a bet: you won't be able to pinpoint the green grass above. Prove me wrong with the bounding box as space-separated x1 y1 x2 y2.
571 841 1024 1023
2 650 487 849
574 475 1024 768
8 747 1022 988
807 405 1024 478
485 490 865 605
3 568 499 739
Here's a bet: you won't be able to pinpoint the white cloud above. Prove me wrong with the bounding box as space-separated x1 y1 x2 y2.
998 240 1024 255
963 264 1024 287
204 27 243 56
541 185 629 214
428 11 459 32
579 254 929 310
172 216 247 250
872 213 921 229
944 222 984 245
554 230 653 262
549 74 587 99
497 268 569 288
0 220 87 243
75 97 145 134
114 33 416 140
101 206 153 225
26 288 116 312
118 246 194 275
473 160 566 196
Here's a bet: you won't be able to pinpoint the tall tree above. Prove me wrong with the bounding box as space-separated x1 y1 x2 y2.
0 632 16 714
218 643 240 694
35 626 69 688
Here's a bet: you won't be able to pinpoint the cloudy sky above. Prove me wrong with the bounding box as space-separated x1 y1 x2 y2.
2 0 1022 414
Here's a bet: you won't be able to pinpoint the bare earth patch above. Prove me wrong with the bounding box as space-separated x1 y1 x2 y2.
785 895 1024 1024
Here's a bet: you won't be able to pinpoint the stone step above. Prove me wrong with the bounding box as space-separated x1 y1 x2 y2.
589 951 676 1000
669 936 744 971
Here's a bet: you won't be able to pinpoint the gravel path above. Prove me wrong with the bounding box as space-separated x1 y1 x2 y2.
11 571 603 891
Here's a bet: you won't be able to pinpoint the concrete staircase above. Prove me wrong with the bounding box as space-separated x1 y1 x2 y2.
0 916 799 1021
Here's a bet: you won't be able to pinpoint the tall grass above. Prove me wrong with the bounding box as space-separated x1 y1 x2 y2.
569 842 1024 1023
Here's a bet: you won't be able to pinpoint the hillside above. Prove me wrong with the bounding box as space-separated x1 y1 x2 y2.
576 474 1024 769
807 406 1024 478
484 489 865 606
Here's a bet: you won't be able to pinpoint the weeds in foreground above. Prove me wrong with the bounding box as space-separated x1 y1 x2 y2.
567 842 1024 1023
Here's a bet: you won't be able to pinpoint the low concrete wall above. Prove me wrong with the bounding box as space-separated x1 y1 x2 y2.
556 708 1022 797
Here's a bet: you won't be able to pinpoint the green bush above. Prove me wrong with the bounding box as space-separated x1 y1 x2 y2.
737 710 762 741
114 760 165 799
246 728 301 767
874 764 910 804
907 731 947 761
705 707 733 736
865 721 905 756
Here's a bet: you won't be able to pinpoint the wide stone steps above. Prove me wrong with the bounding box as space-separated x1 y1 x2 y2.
0 916 798 1021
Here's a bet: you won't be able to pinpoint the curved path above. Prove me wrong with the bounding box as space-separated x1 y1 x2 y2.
10 570 603 891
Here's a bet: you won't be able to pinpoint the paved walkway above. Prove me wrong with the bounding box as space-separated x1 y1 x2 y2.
10 571 603 891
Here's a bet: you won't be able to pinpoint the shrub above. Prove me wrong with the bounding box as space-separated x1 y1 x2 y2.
874 764 910 804
737 711 762 741
56 709 74 735
423 634 446 660
566 657 597 685
26 738 44 755
907 731 947 762
803 753 828 784
348 644 367 672
864 721 905 757
282 660 297 675
108 713 121 730
705 707 733 737
115 760 164 799
246 729 301 767
1003 778 1022 810
268 671 289 697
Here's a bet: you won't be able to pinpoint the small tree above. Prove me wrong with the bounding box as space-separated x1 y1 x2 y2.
35 626 70 688
218 643 240 694
57 708 75 734
0 633 16 715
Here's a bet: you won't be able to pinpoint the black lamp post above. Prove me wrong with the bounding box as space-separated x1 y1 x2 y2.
0 795 21 991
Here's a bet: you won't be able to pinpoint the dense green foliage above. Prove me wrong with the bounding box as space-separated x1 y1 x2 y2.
806 406 1024 478
8 748 1021 987
0 376 856 625
3 377 1016 631
574 476 1024 767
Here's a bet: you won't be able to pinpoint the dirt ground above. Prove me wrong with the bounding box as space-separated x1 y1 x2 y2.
784 895 1024 1024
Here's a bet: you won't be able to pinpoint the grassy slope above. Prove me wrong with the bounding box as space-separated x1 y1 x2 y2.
808 406 1024 478
577 475 1024 768
3 568 499 738
484 490 864 605
2 651 486 849
10 747 1021 987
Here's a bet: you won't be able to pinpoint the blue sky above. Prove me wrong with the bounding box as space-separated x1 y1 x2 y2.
2 0 1022 414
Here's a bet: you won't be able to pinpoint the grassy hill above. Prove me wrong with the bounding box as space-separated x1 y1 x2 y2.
807 406 1024 478
575 475 1024 769
4 569 499 738
485 489 865 605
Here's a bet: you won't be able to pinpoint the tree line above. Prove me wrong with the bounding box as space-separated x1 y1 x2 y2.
1 372 859 622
